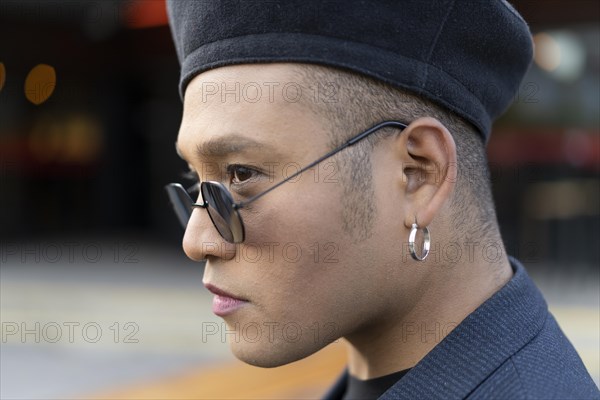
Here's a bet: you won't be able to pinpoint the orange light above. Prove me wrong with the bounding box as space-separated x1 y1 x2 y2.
24 64 56 105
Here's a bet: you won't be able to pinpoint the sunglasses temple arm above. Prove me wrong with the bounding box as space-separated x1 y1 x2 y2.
236 121 406 208
236 144 349 208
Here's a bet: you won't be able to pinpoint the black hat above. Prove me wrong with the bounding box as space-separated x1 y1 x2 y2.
167 0 533 141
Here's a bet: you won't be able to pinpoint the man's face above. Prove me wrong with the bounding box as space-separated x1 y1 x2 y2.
176 64 415 367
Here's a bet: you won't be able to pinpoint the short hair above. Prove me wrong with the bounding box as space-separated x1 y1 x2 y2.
292 64 499 243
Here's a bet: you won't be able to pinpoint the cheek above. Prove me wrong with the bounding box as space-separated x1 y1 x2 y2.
241 186 352 315
221 183 378 366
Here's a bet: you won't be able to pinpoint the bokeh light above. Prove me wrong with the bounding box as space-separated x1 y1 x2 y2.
0 62 5 92
24 64 57 105
534 31 586 81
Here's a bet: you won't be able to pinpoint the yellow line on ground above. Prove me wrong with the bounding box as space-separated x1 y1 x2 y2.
87 342 347 400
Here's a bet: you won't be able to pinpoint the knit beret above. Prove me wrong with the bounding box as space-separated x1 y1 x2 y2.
166 0 534 141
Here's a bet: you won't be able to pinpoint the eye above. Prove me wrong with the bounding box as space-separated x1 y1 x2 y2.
227 164 258 184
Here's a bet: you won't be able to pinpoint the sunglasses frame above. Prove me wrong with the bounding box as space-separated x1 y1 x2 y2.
165 120 408 243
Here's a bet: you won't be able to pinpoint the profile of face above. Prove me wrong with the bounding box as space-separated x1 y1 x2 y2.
175 64 426 367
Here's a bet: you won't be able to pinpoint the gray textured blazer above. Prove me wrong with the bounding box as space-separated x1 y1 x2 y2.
323 258 599 399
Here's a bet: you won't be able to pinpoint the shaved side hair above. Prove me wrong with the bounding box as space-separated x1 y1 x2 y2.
293 64 500 245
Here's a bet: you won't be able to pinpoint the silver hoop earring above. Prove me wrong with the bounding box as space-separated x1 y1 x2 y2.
408 222 431 261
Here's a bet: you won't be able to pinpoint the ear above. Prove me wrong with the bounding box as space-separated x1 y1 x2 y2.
393 117 458 229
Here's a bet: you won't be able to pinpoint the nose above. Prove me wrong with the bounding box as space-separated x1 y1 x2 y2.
182 207 237 262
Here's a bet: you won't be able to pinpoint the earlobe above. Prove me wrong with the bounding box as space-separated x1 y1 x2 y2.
398 117 457 229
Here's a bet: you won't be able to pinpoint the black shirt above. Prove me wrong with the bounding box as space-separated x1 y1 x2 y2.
341 368 412 400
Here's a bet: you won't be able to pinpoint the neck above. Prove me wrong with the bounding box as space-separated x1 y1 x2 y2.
344 253 513 380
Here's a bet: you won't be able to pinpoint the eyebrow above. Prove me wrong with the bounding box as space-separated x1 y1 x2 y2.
175 134 279 161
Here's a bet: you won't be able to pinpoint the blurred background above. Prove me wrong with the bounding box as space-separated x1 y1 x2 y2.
0 1 598 398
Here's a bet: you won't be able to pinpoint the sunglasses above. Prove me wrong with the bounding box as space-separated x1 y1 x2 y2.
165 120 407 243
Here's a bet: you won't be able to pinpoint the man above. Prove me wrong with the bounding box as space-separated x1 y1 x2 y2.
165 1 599 399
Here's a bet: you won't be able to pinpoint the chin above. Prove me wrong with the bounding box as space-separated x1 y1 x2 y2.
229 337 328 368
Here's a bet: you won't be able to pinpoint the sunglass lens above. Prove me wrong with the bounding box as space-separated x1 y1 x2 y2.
201 183 244 243
165 183 194 228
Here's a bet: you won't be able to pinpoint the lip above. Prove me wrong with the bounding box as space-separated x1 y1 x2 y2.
204 283 249 316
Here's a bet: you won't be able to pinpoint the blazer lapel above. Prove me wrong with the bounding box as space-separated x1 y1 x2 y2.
379 257 548 399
